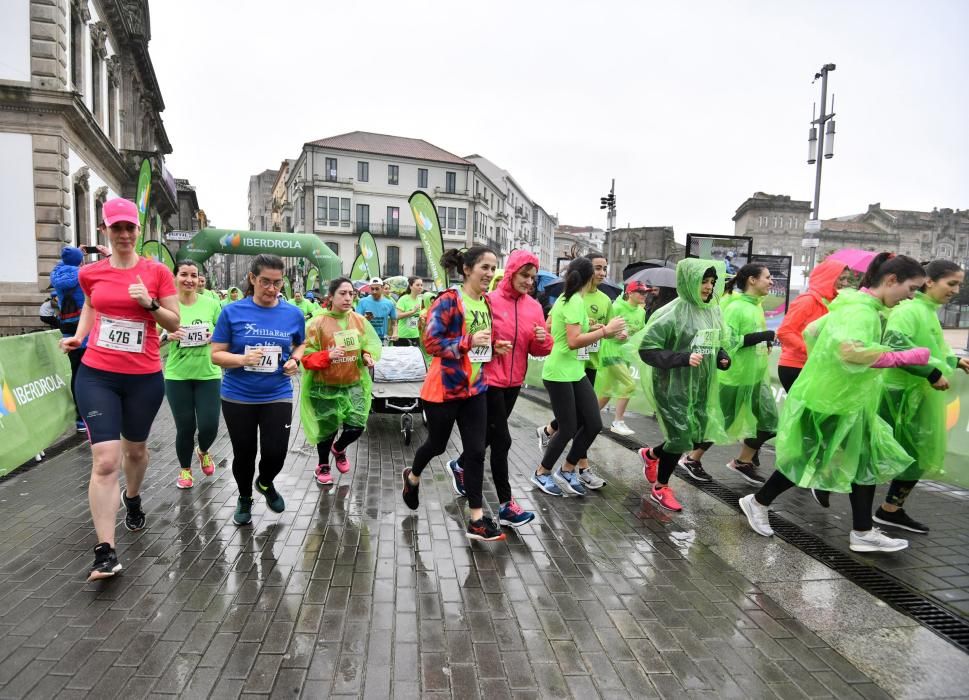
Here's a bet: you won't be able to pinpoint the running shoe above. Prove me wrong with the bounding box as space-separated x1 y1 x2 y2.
728 459 765 485
873 507 929 534
650 484 683 512
234 496 253 525
678 456 712 482
536 425 551 451
176 469 194 489
498 499 536 528
739 494 773 537
578 468 606 490
751 450 761 468
402 468 420 510
256 480 285 513
610 420 634 436
121 488 146 531
811 488 831 509
76 420 87 433
553 468 587 496
466 516 507 542
331 446 351 474
197 450 216 477
447 459 467 497
639 447 659 484
849 527 908 553
315 463 333 486
530 471 562 496
88 543 122 581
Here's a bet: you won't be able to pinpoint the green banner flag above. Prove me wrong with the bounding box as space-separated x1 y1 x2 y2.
306 266 319 293
349 231 380 281
408 191 446 289
282 275 292 300
135 159 152 255
141 240 175 271
0 331 74 474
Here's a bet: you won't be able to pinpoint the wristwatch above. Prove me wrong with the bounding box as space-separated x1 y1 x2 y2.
147 298 160 311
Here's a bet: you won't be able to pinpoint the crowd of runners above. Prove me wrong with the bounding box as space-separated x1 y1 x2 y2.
57 197 968 580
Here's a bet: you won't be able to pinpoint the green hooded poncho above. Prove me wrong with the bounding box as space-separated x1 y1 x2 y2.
639 258 730 452
222 287 243 308
595 295 647 399
299 309 382 444
775 288 913 492
717 292 779 440
879 292 961 481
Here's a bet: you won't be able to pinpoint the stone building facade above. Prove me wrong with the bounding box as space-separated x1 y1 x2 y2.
732 193 813 266
0 0 176 334
604 226 682 283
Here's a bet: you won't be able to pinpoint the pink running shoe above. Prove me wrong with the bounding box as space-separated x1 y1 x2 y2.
315 463 333 485
197 449 215 477
639 447 659 484
650 484 682 512
332 446 351 474
176 469 194 489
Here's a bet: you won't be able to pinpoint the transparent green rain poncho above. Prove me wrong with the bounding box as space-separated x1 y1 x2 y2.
879 292 963 482
717 293 779 440
595 295 647 399
775 289 913 492
300 309 382 444
639 258 730 453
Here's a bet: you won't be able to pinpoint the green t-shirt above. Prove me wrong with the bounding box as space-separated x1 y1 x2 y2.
462 293 492 385
164 294 223 381
542 293 590 382
584 289 613 369
396 294 422 339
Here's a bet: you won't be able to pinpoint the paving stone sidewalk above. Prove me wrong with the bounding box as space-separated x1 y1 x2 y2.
0 392 901 699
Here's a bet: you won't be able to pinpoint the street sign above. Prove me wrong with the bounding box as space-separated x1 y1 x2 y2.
801 238 820 248
166 230 195 241
804 219 822 234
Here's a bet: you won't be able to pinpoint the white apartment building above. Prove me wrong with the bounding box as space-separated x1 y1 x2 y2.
532 204 557 272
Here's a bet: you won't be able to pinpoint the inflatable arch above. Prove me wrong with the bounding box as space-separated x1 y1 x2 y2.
176 229 343 282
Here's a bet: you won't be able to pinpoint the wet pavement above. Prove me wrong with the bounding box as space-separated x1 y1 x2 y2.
0 386 965 698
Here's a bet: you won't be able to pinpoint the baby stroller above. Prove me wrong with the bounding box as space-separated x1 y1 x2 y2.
371 345 427 445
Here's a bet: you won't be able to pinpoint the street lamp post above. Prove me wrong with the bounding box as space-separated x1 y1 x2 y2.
804 63 836 274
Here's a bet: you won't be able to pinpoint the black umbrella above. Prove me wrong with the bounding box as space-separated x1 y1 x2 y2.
543 278 622 301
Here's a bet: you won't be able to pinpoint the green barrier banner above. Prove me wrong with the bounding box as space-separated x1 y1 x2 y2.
135 159 152 255
0 331 74 474
306 267 319 294
525 350 969 481
408 191 446 290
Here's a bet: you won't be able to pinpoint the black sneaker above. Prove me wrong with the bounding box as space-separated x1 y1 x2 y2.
256 480 285 513
234 496 254 525
752 450 760 468
728 459 765 485
678 456 712 482
402 468 420 510
811 488 830 509
88 543 122 581
466 516 507 542
873 507 929 534
121 488 146 531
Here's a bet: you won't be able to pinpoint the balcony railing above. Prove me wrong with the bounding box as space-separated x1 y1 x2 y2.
413 265 429 278
351 222 418 238
383 264 403 277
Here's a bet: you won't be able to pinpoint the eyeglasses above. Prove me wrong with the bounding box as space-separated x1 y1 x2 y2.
255 277 284 289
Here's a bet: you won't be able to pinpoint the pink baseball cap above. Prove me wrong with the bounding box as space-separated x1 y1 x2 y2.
103 198 139 227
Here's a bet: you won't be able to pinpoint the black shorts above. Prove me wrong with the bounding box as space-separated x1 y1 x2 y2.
75 364 165 444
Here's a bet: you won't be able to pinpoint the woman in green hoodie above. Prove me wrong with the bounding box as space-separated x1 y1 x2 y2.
222 286 243 308
638 259 732 512
596 280 649 436
873 260 969 534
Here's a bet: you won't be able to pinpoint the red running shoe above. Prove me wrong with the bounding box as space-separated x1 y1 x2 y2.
650 484 683 512
639 447 659 484
315 463 333 485
332 446 351 474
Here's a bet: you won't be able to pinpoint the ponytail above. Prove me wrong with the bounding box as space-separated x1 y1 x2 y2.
860 252 924 289
724 263 767 295
562 257 594 301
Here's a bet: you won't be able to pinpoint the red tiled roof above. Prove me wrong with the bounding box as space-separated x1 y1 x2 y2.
306 131 469 166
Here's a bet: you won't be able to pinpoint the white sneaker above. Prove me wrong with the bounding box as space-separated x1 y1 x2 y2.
578 468 606 490
739 494 774 537
849 527 908 553
610 420 634 436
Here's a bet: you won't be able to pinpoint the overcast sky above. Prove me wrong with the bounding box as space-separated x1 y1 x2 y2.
151 0 968 240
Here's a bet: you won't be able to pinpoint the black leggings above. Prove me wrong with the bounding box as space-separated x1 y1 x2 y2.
412 392 488 509
542 377 603 470
652 443 681 486
392 338 420 347
755 471 875 531
457 386 520 504
165 379 221 469
777 365 802 394
75 365 165 444
68 346 86 420
885 479 919 508
317 426 365 464
549 367 597 435
222 400 293 498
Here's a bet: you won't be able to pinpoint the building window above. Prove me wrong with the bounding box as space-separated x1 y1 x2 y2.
94 192 107 248
316 196 326 222
328 197 339 224
457 208 466 231
325 158 337 182
357 161 368 182
386 245 400 276
90 47 102 123
340 198 350 226
415 247 428 277
445 171 456 194
72 182 89 247
70 7 84 93
325 241 339 256
437 206 467 235
387 206 400 234
356 204 369 233
388 165 399 185
107 82 117 142
417 168 428 188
